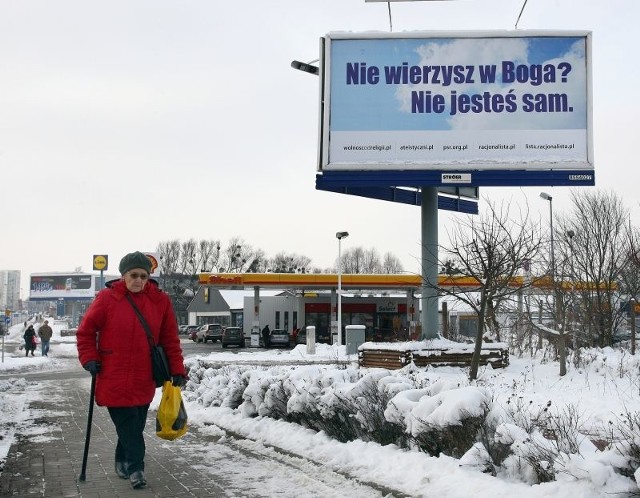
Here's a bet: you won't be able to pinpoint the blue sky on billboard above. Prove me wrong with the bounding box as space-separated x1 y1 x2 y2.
329 34 587 131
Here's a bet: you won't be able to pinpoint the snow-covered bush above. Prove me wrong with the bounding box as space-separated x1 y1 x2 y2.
346 370 413 446
491 398 594 484
181 347 640 493
609 410 640 480
185 361 492 455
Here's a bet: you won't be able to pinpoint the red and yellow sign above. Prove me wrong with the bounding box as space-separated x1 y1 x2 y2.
144 252 160 276
198 272 614 292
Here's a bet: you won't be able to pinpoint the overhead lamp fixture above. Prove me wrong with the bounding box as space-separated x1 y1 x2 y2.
291 59 319 75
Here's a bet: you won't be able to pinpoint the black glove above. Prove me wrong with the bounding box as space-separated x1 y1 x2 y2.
172 375 187 387
83 360 101 376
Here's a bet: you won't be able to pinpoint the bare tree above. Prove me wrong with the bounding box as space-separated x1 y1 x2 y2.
619 224 640 353
216 237 267 273
382 252 404 273
363 248 382 274
179 239 198 275
158 240 181 276
156 239 201 323
341 247 403 274
342 247 367 273
555 190 630 347
198 239 222 272
436 199 542 380
269 252 312 273
620 225 640 304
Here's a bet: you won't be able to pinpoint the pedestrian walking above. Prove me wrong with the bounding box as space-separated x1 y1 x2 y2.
23 324 36 357
76 251 187 490
261 324 271 348
38 320 53 356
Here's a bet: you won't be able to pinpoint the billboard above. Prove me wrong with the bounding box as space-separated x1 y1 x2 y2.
30 273 94 300
320 30 593 178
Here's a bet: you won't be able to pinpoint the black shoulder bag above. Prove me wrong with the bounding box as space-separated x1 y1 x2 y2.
125 294 171 387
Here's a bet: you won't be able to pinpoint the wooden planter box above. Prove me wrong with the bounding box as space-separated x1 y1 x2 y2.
358 343 509 370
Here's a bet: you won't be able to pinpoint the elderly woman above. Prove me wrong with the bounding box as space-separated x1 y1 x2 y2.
77 251 186 489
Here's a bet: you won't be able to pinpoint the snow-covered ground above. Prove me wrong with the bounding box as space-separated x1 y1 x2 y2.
2 320 640 497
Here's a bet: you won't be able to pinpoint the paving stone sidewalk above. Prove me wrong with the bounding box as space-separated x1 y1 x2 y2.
0 373 226 497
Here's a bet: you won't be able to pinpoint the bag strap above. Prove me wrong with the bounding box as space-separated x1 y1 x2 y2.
125 294 156 349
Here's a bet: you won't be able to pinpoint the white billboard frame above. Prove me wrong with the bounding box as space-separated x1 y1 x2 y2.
319 30 593 175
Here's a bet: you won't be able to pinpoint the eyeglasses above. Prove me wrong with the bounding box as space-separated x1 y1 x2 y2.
127 272 149 280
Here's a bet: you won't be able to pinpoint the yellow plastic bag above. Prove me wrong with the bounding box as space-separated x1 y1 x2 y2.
156 381 188 440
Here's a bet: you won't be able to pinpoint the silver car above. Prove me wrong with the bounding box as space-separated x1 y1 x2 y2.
269 329 290 348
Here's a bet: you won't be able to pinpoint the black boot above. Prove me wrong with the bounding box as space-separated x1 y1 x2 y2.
129 470 146 489
115 461 129 479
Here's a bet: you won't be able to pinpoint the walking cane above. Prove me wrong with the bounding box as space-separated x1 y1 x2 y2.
78 373 96 482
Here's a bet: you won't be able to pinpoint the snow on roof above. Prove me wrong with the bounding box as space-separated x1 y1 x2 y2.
218 289 283 310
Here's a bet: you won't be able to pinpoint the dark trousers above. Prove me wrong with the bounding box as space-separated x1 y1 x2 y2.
107 405 150 473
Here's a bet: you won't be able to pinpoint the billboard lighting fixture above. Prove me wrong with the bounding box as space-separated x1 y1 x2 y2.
291 59 319 75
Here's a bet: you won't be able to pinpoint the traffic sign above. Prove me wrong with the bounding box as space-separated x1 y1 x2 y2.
3 316 10 325
93 254 108 271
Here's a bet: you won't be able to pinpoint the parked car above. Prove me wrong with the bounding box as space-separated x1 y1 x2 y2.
185 325 199 336
178 325 189 335
197 323 223 343
221 327 244 348
269 328 291 348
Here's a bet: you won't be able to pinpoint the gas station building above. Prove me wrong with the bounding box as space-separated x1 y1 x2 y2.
189 273 422 343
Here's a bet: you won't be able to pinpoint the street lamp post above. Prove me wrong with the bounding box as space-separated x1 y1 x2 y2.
336 231 349 346
541 191 565 375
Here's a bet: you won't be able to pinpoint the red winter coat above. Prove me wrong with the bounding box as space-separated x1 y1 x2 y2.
76 279 186 407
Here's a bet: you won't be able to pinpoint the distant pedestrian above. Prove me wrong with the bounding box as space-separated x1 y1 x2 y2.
23 324 36 357
77 251 186 490
261 324 271 348
38 320 53 356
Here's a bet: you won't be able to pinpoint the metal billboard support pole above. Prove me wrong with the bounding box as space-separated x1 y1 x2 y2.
421 187 439 339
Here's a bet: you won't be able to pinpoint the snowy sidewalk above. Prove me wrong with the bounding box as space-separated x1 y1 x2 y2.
0 371 227 497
